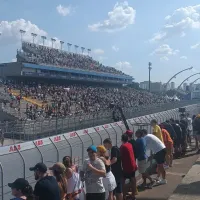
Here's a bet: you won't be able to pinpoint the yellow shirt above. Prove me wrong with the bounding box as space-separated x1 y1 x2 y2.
153 125 164 143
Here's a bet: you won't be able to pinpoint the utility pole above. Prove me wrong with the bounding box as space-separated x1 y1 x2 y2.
31 33 37 44
41 36 47 46
60 41 64 50
148 62 152 92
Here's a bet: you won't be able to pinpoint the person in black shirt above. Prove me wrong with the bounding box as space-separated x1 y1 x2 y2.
29 163 60 200
103 138 123 200
162 121 177 141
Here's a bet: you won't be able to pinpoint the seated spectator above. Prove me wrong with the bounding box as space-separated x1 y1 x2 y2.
120 134 137 200
8 178 34 200
29 162 60 200
49 163 68 200
97 145 117 200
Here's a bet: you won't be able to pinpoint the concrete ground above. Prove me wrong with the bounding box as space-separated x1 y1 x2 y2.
136 146 199 200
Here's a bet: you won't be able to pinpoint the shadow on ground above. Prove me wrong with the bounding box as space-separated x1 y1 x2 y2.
173 181 200 195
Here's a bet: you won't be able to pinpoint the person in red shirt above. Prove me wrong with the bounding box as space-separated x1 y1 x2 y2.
120 134 137 200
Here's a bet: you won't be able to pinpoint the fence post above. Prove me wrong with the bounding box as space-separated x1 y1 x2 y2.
110 123 118 146
75 132 85 165
33 141 44 163
0 162 4 200
87 131 94 145
63 135 73 158
94 128 103 144
102 126 111 139
14 145 26 178
49 137 59 162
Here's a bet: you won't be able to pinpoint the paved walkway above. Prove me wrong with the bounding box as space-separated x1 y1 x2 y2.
136 146 199 200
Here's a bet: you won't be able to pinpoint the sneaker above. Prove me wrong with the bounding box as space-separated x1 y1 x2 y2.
157 179 167 185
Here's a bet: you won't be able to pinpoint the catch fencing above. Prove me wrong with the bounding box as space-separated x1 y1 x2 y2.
0 104 200 200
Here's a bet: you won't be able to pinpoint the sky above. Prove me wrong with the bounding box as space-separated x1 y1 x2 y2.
1 0 200 86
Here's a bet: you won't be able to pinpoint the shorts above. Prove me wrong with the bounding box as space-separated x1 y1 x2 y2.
86 193 105 200
154 148 166 165
113 180 122 194
103 171 117 192
138 159 148 174
123 171 135 179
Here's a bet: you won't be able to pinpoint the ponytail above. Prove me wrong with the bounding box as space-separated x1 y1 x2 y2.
21 185 34 200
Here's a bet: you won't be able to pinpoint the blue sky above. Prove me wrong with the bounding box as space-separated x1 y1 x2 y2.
1 0 200 85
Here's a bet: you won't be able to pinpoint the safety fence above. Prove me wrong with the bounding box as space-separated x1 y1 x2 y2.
0 104 200 200
1 100 200 142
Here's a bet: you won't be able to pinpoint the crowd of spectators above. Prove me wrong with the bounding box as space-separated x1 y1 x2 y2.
4 81 170 119
17 42 128 76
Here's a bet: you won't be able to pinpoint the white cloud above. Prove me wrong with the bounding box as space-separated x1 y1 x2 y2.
150 5 200 42
180 56 187 59
160 56 169 62
88 1 136 32
56 4 73 16
191 43 200 49
93 48 104 55
115 61 133 74
112 45 119 52
0 19 61 48
151 44 179 58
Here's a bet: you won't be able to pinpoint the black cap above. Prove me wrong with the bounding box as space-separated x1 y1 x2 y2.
29 163 47 173
8 178 29 190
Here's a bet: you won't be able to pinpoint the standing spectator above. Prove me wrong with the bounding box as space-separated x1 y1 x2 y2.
29 163 60 200
8 178 34 200
193 114 200 154
80 145 106 200
103 138 123 200
63 156 82 200
162 120 177 142
186 113 193 146
192 115 199 150
151 120 164 143
135 130 155 189
159 124 173 168
97 145 116 200
120 134 137 200
0 128 4 146
49 163 68 200
142 129 167 185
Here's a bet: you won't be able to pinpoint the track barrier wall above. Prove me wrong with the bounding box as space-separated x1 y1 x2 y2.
0 104 200 200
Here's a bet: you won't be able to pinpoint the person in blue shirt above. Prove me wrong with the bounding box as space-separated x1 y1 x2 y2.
135 129 155 189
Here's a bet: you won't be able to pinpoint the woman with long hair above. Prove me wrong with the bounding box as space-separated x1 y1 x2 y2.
50 162 68 200
97 145 116 200
8 178 34 200
63 156 82 200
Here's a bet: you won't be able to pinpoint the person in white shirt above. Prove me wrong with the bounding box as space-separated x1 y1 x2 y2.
142 129 167 185
186 113 193 146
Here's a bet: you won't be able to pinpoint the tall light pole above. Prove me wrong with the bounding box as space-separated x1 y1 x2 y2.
74 45 79 54
81 47 85 54
67 43 72 52
148 62 152 92
51 38 56 48
20 30 26 44
88 48 91 56
41 36 46 46
31 33 37 44
177 73 200 91
60 41 64 50
164 66 193 91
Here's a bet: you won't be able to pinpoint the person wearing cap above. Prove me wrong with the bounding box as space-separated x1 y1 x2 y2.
120 134 137 200
49 162 68 200
103 138 123 200
29 162 60 200
97 145 116 200
80 145 106 200
8 178 34 200
151 119 164 143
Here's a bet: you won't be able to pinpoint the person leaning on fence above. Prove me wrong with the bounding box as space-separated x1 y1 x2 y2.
8 178 34 200
29 162 60 200
103 138 123 200
142 129 167 185
80 145 106 200
97 145 117 200
63 156 82 200
49 162 68 200
135 129 155 189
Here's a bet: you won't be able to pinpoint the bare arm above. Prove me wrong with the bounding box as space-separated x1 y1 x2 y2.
111 157 117 165
88 164 106 176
